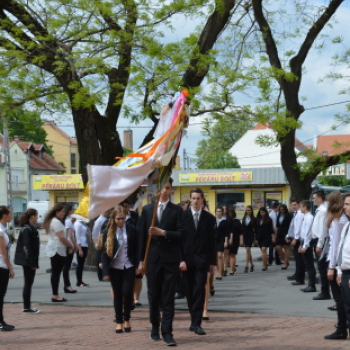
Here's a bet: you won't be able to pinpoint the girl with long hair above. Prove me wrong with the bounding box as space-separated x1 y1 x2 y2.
226 206 242 275
324 192 349 340
44 203 74 302
0 206 15 331
242 206 255 273
101 206 139 333
276 204 292 269
215 206 228 280
256 207 274 271
15 209 41 313
62 204 77 293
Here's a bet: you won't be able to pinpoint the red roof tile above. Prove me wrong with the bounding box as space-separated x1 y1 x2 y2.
317 135 350 156
29 152 64 170
44 120 77 144
295 138 310 152
251 122 272 130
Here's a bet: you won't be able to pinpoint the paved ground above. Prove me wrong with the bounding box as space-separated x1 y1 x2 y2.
1 305 348 349
3 241 347 348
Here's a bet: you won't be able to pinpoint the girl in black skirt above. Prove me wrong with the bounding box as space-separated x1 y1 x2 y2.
256 207 274 271
215 206 228 280
276 204 292 269
242 206 255 273
227 206 242 275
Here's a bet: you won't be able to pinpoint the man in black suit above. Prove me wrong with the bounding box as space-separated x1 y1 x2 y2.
137 177 185 346
180 188 216 336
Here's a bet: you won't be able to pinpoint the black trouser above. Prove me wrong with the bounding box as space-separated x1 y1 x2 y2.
63 248 74 287
268 242 281 265
291 242 298 275
294 240 305 283
182 267 208 327
301 247 316 288
331 269 347 329
0 267 9 323
175 270 184 295
146 262 178 336
314 239 330 296
76 247 88 285
97 249 103 281
22 266 36 309
340 270 350 330
110 266 135 324
50 254 66 295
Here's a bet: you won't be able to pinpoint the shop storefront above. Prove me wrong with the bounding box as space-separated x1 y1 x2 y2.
33 174 84 210
171 168 290 218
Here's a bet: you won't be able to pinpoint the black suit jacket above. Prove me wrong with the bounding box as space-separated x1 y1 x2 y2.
256 219 274 239
101 221 139 277
181 209 216 270
276 214 292 238
137 201 185 264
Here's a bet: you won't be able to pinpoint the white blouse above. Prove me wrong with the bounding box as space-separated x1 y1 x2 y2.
327 214 349 269
0 223 10 269
45 217 67 257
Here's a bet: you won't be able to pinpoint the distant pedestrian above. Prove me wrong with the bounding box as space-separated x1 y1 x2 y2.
276 204 292 270
44 204 74 302
268 203 281 265
242 206 256 273
215 206 228 279
226 206 242 275
15 209 41 314
0 206 15 331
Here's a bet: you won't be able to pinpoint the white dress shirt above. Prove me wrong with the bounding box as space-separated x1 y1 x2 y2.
0 223 10 269
157 200 169 222
92 214 108 247
336 222 350 274
112 224 133 270
286 211 296 239
293 209 304 240
74 220 89 248
300 212 314 249
312 202 328 248
327 214 349 269
269 210 278 229
65 217 76 246
191 207 202 227
45 217 67 257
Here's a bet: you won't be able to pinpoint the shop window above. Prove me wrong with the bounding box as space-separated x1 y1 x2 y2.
71 169 77 174
71 153 76 168
216 192 245 218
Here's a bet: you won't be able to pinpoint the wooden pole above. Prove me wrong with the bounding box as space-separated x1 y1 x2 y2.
143 193 161 273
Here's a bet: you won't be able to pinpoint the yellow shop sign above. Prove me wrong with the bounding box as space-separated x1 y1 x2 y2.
179 171 252 183
33 175 84 190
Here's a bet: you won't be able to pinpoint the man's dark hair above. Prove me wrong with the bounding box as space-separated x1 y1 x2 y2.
272 203 279 209
343 192 350 200
290 198 300 204
313 190 326 201
300 200 311 211
190 187 204 198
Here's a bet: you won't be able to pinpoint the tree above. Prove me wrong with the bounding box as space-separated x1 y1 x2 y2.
0 0 254 184
0 107 53 156
249 0 350 199
195 113 252 169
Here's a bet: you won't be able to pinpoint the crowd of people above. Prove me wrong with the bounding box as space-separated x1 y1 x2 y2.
0 181 350 346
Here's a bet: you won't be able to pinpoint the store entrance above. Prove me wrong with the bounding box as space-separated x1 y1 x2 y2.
216 192 245 218
252 191 282 215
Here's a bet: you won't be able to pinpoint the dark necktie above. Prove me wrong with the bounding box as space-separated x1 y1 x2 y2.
159 204 164 221
194 212 199 230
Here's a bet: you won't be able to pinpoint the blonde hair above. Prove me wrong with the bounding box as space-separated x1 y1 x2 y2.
326 191 344 228
106 206 125 257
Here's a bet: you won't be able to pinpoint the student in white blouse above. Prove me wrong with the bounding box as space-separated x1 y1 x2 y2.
44 204 74 302
101 206 140 334
0 206 15 331
74 219 90 287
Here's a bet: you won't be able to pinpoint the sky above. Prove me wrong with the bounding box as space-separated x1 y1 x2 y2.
54 0 350 169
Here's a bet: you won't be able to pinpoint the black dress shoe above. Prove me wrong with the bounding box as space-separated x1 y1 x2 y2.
124 327 131 333
189 325 195 332
302 286 317 293
262 267 268 271
291 281 305 286
151 326 160 341
324 328 348 339
195 326 206 335
281 263 289 270
52 297 67 302
287 275 296 281
0 322 14 331
216 277 222 280
313 293 331 300
328 304 337 311
174 293 185 300
163 333 177 346
275 262 283 265
64 287 77 293
202 316 209 321
210 286 215 296
115 328 123 334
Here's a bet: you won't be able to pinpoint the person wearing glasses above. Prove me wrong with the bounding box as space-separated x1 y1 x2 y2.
276 204 292 270
101 205 140 334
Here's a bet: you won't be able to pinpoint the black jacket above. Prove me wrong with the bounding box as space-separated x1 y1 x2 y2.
181 209 216 270
101 221 139 277
137 201 185 264
228 218 242 243
256 219 274 239
242 217 255 237
276 214 292 238
14 224 40 268
215 218 229 242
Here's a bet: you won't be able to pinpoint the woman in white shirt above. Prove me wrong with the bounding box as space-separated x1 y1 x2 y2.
324 192 349 340
0 206 15 331
62 204 77 293
44 204 74 302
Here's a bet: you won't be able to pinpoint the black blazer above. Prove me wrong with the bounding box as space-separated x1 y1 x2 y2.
137 201 185 265
242 217 255 237
276 214 292 238
181 209 216 270
215 219 229 242
101 221 139 277
228 218 242 242
14 224 40 268
256 219 274 239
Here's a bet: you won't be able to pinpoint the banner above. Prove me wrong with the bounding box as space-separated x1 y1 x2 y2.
179 171 252 184
33 174 84 190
